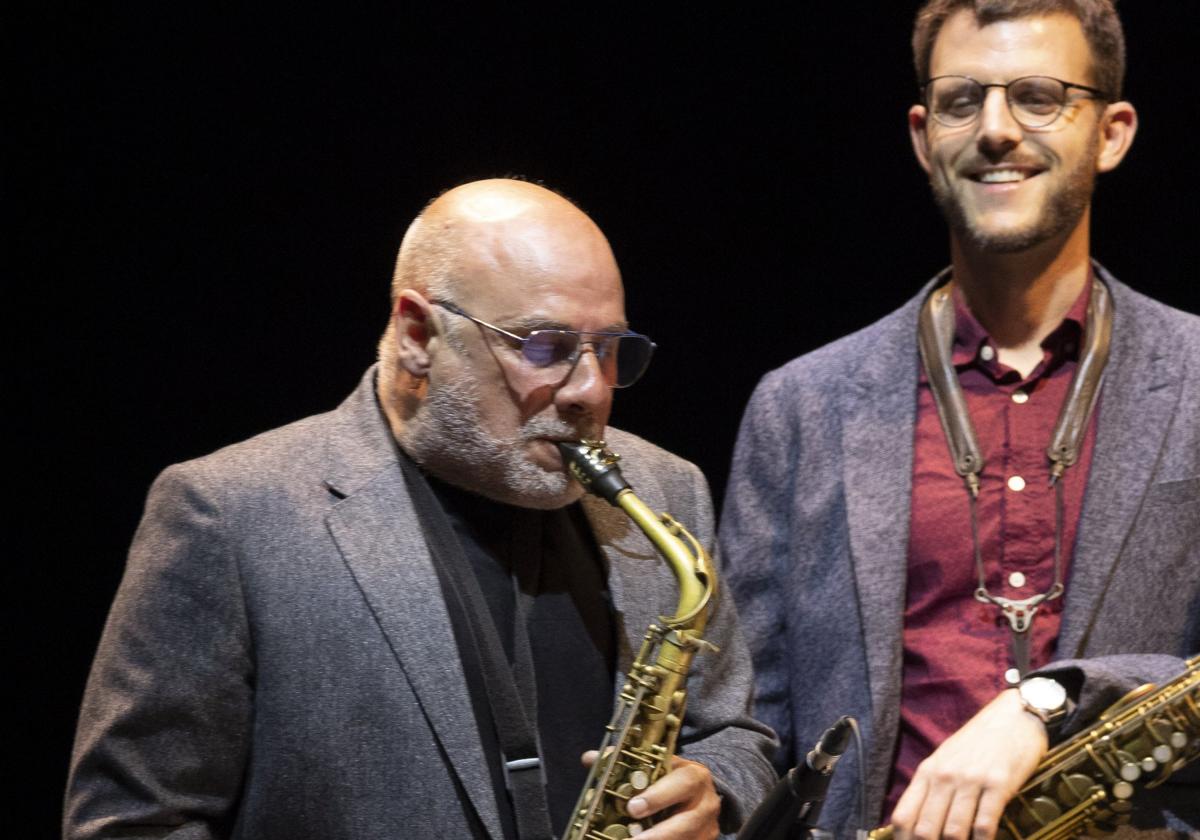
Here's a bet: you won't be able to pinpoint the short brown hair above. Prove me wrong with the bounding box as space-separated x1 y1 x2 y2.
912 0 1126 99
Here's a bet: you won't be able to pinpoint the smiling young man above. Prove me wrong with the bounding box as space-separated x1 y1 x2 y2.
722 2 1198 838
65 179 777 840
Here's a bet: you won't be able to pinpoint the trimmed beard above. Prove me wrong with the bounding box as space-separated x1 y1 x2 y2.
400 370 590 510
931 135 1098 254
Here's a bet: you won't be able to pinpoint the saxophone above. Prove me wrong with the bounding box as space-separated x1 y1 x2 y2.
869 655 1200 840
557 439 719 840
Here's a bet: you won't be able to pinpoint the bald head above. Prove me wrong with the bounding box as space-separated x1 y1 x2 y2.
389 179 617 305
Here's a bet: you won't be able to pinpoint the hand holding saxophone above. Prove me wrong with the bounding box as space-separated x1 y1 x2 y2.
889 689 1049 840
579 751 722 840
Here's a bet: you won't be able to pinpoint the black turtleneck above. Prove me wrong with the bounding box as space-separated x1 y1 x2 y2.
426 474 617 838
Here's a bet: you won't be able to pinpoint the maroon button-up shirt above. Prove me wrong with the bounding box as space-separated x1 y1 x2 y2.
884 280 1097 817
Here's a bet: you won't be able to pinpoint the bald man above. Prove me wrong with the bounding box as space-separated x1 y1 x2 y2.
64 179 776 840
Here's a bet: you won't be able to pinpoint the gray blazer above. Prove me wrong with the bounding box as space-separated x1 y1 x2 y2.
721 267 1199 837
65 367 777 839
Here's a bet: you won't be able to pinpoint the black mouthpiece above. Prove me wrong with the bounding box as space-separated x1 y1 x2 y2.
557 440 630 506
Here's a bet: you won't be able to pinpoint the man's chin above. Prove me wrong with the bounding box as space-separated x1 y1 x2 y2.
950 207 1062 254
479 471 585 510
965 225 1051 254
517 482 587 511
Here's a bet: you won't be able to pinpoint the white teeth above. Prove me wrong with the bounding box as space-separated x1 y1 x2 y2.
979 169 1027 183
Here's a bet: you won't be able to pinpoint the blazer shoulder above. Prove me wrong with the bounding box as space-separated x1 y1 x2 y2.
151 366 393 502
604 427 706 490
755 290 926 401
1105 272 1200 332
1103 271 1200 368
600 427 716 540
171 410 337 482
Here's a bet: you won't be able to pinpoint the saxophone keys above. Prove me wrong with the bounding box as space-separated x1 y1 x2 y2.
613 783 635 815
1151 743 1174 764
1111 779 1135 800
1169 730 1188 749
1056 773 1102 805
1027 795 1062 825
629 769 651 791
1115 749 1142 781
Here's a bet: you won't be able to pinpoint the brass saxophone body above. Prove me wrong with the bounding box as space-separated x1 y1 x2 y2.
557 440 719 840
869 655 1200 840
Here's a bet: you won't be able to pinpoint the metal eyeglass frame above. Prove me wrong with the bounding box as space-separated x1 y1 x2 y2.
920 74 1111 129
430 299 656 389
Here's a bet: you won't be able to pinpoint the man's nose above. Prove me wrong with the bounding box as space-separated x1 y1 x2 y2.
554 346 610 416
977 87 1023 156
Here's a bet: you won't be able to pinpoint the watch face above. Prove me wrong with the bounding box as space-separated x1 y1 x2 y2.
1022 677 1066 711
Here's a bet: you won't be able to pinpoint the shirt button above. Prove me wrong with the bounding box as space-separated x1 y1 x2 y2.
1012 390 1029 404
1009 571 1027 588
1007 475 1026 492
979 345 995 361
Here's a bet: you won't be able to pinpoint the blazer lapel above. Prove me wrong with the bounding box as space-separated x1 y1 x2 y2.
839 290 928 725
321 369 503 839
1060 273 1182 657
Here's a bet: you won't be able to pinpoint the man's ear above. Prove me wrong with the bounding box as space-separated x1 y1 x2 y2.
1096 100 1137 174
394 290 434 377
909 104 934 175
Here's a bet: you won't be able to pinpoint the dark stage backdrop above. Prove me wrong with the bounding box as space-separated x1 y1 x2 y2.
14 3 1198 831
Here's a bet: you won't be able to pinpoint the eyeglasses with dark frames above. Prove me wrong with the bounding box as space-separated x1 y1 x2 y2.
921 75 1110 129
431 300 656 389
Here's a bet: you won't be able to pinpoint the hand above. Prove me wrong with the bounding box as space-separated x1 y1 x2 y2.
579 752 722 840
891 689 1048 840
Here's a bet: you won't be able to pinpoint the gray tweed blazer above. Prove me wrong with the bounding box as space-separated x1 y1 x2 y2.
721 266 1199 837
65 366 777 839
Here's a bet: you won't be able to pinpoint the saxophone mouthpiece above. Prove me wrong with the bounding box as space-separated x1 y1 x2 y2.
557 440 630 506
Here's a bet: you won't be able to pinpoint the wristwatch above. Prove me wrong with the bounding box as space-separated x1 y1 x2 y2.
1017 676 1068 729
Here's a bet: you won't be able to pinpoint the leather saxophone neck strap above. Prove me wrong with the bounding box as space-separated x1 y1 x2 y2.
917 276 1113 491
399 453 554 840
917 278 985 496
1047 277 1113 479
915 275 1113 676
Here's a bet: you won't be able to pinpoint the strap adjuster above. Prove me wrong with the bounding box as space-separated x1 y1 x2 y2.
505 757 541 772
502 754 545 792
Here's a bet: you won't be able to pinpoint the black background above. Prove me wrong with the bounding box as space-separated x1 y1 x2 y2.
13 3 1198 831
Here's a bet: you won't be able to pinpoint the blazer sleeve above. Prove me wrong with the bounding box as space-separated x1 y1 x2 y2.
718 373 799 772
64 462 254 840
1033 654 1192 738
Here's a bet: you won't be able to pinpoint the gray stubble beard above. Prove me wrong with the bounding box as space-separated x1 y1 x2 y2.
399 371 590 510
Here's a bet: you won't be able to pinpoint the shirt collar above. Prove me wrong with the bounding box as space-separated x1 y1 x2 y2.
949 273 1091 376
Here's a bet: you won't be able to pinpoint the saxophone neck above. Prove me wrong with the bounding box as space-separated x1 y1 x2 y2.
615 491 716 630
559 439 717 630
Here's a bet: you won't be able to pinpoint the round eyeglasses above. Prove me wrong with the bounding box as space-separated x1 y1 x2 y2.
432 300 656 389
922 75 1110 129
